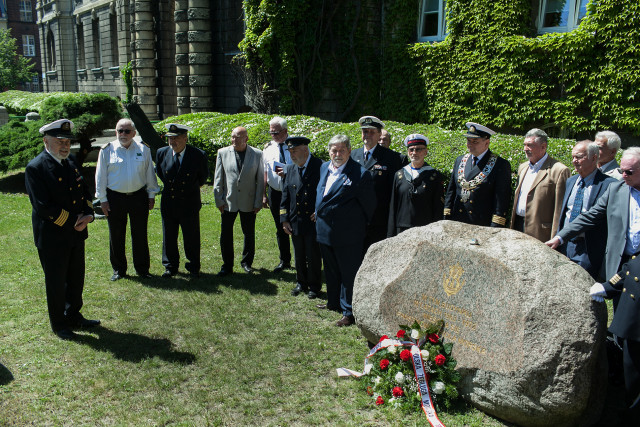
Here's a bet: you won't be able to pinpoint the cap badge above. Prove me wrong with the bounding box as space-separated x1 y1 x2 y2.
469 125 476 133
62 122 70 131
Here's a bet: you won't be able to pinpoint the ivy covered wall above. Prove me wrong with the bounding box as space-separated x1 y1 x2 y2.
239 0 640 137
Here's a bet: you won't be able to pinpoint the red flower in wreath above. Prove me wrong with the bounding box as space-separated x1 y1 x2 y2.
380 359 390 370
428 333 440 344
366 386 373 396
435 354 446 366
392 386 404 397
399 349 412 362
379 335 389 342
376 395 384 405
396 329 406 338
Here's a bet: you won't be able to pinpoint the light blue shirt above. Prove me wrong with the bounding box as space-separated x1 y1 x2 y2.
625 187 640 255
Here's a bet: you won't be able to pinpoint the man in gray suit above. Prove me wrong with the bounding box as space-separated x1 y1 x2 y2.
595 130 623 180
546 147 640 283
214 127 265 276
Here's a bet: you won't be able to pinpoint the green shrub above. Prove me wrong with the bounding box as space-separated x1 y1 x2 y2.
0 120 44 173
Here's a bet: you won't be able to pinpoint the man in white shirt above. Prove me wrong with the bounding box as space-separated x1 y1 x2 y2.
95 119 159 281
595 130 623 180
510 128 570 242
262 116 292 273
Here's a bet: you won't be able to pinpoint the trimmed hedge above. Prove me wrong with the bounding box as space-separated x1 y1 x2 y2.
155 112 580 188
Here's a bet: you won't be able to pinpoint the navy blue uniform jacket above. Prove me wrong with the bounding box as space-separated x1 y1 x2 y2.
280 155 323 236
315 158 376 247
156 145 209 215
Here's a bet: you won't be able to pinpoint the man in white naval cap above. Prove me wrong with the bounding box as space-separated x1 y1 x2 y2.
156 123 209 278
444 122 511 227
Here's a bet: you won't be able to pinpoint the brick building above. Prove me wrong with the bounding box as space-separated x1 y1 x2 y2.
4 0 42 91
36 0 246 119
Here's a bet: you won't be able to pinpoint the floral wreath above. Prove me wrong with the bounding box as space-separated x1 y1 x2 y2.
338 320 460 426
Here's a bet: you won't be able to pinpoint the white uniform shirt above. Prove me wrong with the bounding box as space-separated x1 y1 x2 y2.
516 153 548 216
95 139 159 202
263 141 292 191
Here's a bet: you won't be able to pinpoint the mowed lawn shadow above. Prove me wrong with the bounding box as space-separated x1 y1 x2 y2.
76 326 195 364
136 273 223 294
0 362 14 385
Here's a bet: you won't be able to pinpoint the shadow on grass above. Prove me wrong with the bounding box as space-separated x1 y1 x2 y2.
0 362 14 385
134 273 223 294
76 326 196 364
0 171 26 194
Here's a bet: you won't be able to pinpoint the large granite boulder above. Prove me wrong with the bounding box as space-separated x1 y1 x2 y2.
353 220 607 427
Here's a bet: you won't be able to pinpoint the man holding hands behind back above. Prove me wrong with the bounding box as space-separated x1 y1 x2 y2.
156 123 209 278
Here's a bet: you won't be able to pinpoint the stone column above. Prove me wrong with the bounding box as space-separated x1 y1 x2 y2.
175 0 190 115
187 0 212 112
131 0 157 117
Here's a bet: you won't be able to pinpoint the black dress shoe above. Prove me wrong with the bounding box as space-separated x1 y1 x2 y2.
336 315 355 327
162 269 176 278
55 329 77 340
217 268 232 277
138 272 153 279
291 283 307 296
273 261 291 273
308 290 318 299
241 263 254 273
110 273 124 281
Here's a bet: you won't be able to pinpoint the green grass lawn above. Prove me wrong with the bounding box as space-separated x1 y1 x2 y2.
0 172 618 426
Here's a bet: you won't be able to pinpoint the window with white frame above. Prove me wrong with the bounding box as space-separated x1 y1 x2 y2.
19 0 33 22
418 0 447 42
539 0 589 32
22 35 36 57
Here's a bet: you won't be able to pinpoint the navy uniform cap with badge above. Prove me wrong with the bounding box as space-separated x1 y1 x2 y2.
351 115 403 248
443 122 512 227
25 118 98 338
388 133 444 237
165 123 192 137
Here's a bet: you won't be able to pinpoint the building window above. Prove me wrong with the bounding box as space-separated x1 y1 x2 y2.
539 0 589 32
22 35 36 57
110 13 119 66
418 0 446 42
47 29 56 69
77 22 86 69
92 17 102 67
19 0 33 22
31 75 40 92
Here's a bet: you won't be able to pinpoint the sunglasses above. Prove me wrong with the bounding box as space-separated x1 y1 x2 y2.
408 147 426 152
269 131 282 136
117 129 132 134
618 168 634 176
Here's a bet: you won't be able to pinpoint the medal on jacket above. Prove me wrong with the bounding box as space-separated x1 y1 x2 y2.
457 153 497 202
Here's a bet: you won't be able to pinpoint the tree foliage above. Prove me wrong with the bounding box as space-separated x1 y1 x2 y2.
0 29 36 90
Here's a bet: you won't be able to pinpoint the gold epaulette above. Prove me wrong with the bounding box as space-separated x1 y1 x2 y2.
609 274 622 285
279 209 287 215
492 215 507 226
54 209 69 226
141 140 150 148
100 142 110 150
443 208 451 216
86 200 93 208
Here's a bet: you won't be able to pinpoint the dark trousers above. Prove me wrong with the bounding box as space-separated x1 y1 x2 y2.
291 233 322 292
268 187 291 264
513 215 525 232
37 241 85 332
565 237 596 278
220 210 256 270
319 242 364 317
106 188 150 275
364 226 387 256
623 339 640 412
162 209 201 273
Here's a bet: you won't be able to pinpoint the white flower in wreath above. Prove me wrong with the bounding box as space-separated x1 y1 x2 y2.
410 329 420 340
380 339 392 348
433 381 446 394
374 376 382 385
394 372 405 385
421 349 429 359
364 363 373 374
387 345 397 354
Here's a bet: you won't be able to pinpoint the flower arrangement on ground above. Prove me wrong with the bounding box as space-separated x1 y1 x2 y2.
361 320 460 414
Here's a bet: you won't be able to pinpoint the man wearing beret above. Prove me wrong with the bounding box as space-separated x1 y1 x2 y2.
95 119 159 281
351 116 403 252
444 122 511 227
25 119 100 340
280 136 323 299
156 123 209 278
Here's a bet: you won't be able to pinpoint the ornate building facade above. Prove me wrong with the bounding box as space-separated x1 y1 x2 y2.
36 0 245 118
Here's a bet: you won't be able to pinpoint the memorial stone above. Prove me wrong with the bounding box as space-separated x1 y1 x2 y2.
353 220 607 427
0 107 8 126
25 112 41 121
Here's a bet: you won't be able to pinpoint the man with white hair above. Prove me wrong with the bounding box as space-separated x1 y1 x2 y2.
595 130 623 180
262 116 292 273
547 146 640 283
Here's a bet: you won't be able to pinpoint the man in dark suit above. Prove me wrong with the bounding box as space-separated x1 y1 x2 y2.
280 136 323 299
557 140 616 279
24 119 100 340
444 122 511 227
350 116 402 252
591 257 640 420
156 123 209 278
547 147 640 283
213 126 264 276
316 134 376 327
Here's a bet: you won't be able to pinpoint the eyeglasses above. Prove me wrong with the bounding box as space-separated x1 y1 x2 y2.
117 129 132 134
618 168 634 176
408 147 426 153
268 131 282 136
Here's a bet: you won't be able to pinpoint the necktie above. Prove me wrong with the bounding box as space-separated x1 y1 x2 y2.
569 180 585 222
299 166 305 177
365 151 370 161
172 152 181 175
279 144 285 164
472 156 478 167
61 159 69 168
